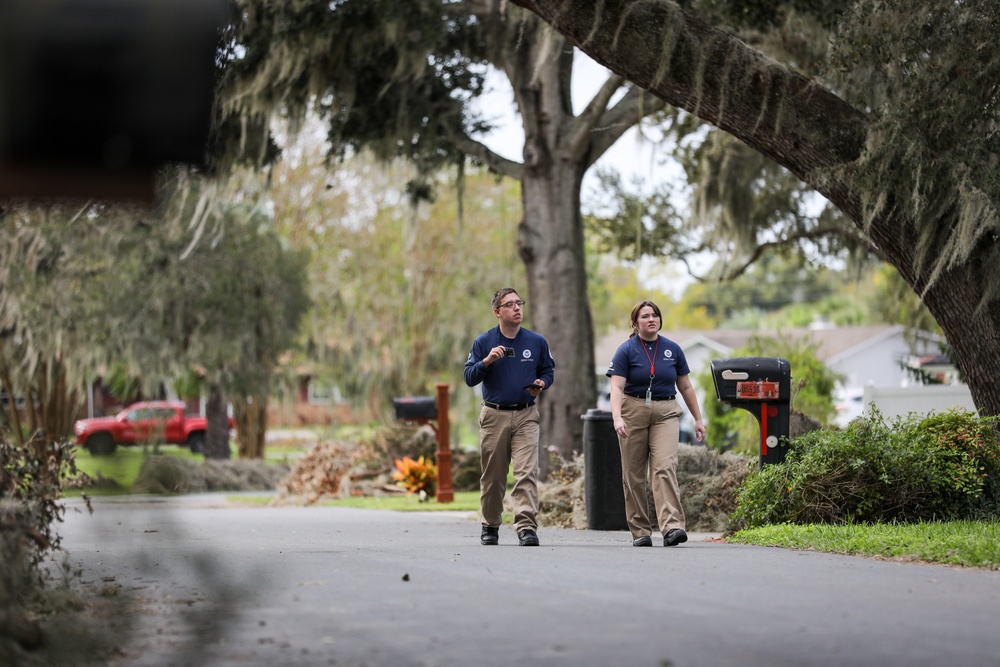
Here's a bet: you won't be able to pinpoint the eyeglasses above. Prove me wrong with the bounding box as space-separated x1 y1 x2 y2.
499 300 526 309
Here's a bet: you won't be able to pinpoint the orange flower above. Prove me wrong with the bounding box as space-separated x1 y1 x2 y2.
392 456 438 495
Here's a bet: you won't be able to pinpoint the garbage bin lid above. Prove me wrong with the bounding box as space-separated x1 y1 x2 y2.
581 408 613 420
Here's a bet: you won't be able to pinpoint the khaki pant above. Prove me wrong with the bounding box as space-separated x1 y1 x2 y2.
618 395 685 538
479 405 540 532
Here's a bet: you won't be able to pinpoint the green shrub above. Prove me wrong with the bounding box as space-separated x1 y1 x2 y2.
732 408 1000 528
0 433 89 564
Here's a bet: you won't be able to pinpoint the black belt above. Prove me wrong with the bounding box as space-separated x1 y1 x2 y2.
625 393 675 401
483 401 534 411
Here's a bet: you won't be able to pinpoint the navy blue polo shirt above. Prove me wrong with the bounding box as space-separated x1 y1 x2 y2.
464 326 555 404
606 334 690 398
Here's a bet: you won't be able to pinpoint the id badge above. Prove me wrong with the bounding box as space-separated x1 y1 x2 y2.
645 388 652 406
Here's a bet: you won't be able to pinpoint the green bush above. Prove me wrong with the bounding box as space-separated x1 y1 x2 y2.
732 408 1000 528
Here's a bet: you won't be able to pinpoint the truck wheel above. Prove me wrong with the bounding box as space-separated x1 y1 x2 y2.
188 432 205 454
87 433 117 456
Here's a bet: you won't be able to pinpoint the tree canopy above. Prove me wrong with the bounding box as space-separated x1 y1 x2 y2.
219 0 674 462
510 0 1000 421
0 172 308 453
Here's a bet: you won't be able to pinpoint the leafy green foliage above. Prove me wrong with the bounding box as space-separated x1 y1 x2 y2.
828 0 1000 304
0 431 90 566
683 254 849 321
161 198 310 397
699 332 840 453
221 0 495 176
733 409 1000 528
268 147 526 423
0 178 309 443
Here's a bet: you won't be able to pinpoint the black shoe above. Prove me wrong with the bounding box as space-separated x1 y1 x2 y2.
632 535 653 547
517 529 540 546
481 525 499 546
664 528 688 547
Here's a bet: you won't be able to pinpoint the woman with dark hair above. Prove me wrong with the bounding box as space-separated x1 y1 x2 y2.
606 300 705 547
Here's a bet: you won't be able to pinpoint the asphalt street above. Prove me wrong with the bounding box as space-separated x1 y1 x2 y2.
53 494 1000 667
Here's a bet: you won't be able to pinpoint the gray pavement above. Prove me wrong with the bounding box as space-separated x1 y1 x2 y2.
54 494 1000 667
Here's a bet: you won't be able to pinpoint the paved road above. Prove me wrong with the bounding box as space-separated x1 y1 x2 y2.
56 495 1000 667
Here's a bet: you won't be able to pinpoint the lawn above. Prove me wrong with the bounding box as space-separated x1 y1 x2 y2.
728 520 1000 570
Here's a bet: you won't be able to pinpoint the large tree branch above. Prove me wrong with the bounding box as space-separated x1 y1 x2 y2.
567 70 625 160
510 0 1000 423
447 127 524 180
508 0 869 219
710 222 872 282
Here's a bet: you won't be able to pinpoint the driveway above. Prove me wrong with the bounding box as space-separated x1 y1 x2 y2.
55 494 1000 667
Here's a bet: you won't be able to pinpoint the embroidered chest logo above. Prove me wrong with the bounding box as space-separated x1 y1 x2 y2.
663 350 673 360
522 350 532 360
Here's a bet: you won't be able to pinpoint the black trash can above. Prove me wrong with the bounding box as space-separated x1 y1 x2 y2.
581 409 628 530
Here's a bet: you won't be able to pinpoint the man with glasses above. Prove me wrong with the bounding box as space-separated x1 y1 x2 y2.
464 287 555 546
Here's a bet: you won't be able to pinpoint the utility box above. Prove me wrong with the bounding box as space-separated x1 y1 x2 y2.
710 357 792 465
392 396 437 421
581 409 628 531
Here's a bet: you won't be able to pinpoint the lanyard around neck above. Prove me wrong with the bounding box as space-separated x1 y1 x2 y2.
637 336 658 378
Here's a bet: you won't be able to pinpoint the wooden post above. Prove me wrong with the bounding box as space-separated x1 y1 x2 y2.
434 382 454 502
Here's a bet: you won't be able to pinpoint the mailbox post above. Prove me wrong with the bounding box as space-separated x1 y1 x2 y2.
710 357 792 466
391 383 454 502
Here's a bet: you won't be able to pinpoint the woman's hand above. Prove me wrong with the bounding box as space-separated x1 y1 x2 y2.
614 417 627 439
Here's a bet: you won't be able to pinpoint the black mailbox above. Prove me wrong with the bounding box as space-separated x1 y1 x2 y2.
710 357 792 465
392 396 437 421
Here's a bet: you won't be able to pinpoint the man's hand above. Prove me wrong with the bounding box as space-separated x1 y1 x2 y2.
484 345 506 366
524 380 545 397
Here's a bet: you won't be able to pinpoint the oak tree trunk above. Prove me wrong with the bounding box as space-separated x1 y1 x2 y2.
510 37 598 475
205 388 231 460
234 395 267 459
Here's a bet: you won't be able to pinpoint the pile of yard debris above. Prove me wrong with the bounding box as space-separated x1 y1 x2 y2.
537 445 752 532
274 426 752 532
128 456 291 495
270 410 821 529
271 425 482 505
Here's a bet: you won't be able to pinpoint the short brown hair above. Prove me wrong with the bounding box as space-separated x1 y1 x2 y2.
492 287 519 310
629 300 662 337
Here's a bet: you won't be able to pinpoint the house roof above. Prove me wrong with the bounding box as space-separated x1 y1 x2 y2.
594 324 938 367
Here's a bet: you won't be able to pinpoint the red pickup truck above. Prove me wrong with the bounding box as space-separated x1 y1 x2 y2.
74 400 215 456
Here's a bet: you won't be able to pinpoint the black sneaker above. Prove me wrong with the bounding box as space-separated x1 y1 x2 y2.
481 525 499 545
517 529 540 546
632 535 653 547
664 528 688 547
